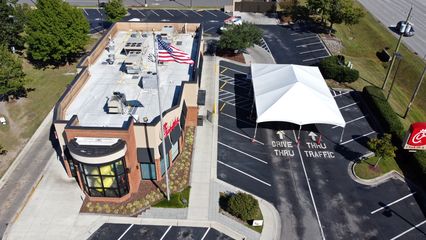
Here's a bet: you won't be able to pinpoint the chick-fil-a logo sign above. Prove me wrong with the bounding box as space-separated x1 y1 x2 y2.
163 117 180 137
405 122 426 150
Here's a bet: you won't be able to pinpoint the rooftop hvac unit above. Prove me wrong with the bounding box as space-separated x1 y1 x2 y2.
107 92 127 114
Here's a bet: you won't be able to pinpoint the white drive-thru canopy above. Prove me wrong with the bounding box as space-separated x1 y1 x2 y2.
250 64 346 128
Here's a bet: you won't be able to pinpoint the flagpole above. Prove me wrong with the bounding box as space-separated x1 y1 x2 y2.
153 32 170 201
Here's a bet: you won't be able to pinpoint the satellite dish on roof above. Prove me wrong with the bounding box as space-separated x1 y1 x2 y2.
129 18 141 22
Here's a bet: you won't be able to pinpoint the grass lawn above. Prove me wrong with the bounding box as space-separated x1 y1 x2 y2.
333 1 426 128
354 156 402 180
153 186 191 208
0 35 99 176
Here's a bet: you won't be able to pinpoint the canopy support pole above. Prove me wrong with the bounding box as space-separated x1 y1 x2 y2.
249 101 255 120
297 125 302 144
252 122 258 142
339 126 345 143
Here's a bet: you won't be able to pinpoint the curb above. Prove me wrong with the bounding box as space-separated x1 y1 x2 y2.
349 161 405 186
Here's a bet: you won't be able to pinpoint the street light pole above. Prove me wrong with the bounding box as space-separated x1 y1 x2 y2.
386 52 403 100
382 6 413 90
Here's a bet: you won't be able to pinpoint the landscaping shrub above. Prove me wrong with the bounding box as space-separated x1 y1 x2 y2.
318 56 359 83
362 86 405 142
226 192 259 221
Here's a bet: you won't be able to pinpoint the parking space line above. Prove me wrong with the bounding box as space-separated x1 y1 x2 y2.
219 99 249 111
220 89 252 101
151 10 160 17
220 68 228 74
293 130 326 240
97 9 101 14
332 116 367 129
137 10 145 17
177 10 188 17
201 227 210 240
339 102 359 109
160 225 172 240
220 112 255 126
290 33 299 36
205 26 216 32
218 125 264 145
370 192 416 214
302 55 328 62
205 10 217 17
220 66 249 75
220 95 234 101
218 161 271 186
334 91 350 97
340 131 375 145
299 48 326 54
83 9 88 16
163 9 174 16
219 141 268 164
117 224 134 240
193 10 203 17
296 42 322 47
293 36 318 41
390 219 426 240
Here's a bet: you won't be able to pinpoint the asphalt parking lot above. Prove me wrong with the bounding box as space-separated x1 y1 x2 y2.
258 23 330 65
217 60 426 239
88 223 234 240
83 8 230 35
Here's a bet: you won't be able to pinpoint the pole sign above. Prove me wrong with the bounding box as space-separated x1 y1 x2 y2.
403 122 426 151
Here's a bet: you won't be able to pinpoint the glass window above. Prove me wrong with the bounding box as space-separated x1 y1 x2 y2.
79 157 129 198
171 141 179 162
160 154 170 176
141 163 157 180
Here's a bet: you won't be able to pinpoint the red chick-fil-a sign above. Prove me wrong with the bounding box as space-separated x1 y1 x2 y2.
403 122 426 151
163 117 180 137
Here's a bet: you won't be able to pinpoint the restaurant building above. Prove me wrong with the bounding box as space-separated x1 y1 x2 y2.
53 22 203 203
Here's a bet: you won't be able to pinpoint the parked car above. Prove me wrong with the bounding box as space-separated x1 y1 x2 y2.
219 16 242 33
396 21 415 37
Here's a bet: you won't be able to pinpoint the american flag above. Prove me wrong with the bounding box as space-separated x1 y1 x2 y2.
157 35 194 64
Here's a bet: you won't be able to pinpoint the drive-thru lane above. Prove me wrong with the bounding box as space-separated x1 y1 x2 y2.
217 60 426 240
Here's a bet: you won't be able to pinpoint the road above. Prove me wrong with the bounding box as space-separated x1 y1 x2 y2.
358 0 426 57
17 0 232 8
0 111 55 239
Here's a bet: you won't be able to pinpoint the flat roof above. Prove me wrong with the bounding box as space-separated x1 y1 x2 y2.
65 30 195 127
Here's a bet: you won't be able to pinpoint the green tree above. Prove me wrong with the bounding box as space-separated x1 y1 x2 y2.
26 0 89 65
0 0 30 49
0 45 27 100
368 134 397 168
306 0 330 22
327 0 364 30
104 0 127 23
218 23 262 53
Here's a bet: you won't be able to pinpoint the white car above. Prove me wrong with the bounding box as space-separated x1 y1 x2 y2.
220 16 242 32
396 21 415 37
